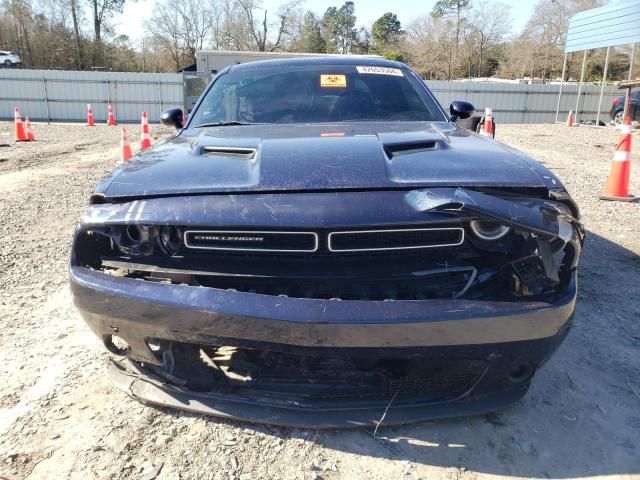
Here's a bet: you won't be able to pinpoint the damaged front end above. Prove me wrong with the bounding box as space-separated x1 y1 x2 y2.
70 187 583 428
404 187 584 300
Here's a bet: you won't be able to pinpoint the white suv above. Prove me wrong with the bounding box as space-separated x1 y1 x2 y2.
0 51 22 66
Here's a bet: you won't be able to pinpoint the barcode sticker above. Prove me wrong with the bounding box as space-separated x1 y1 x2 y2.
356 66 403 76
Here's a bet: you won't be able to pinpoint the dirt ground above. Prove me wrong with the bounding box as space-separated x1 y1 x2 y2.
0 121 639 480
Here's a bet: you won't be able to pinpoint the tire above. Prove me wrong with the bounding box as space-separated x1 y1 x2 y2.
3 60 11 66
613 110 624 125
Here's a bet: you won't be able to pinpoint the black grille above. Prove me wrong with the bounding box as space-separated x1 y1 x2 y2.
160 342 487 404
184 230 317 252
329 228 464 252
390 372 481 397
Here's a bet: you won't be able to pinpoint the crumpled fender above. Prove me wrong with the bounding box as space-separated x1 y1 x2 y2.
405 187 584 293
405 187 584 242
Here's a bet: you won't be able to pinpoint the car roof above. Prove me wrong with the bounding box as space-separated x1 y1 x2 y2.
229 55 406 72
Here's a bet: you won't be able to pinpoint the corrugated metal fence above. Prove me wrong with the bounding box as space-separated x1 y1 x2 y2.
0 69 184 123
0 69 623 124
426 80 621 124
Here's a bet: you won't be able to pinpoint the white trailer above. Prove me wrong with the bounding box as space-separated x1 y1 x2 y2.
196 50 333 74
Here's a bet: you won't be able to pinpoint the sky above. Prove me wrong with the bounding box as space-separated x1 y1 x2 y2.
114 0 538 45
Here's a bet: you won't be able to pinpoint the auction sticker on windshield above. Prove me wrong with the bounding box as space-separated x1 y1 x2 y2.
320 74 347 88
356 66 403 76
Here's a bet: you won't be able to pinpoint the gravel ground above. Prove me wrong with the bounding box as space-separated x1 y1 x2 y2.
0 122 639 480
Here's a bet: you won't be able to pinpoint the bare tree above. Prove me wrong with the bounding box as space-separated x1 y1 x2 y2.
146 0 217 71
146 2 187 71
180 0 214 57
511 0 604 80
4 0 34 64
237 0 301 51
215 0 251 50
0 0 619 77
90 0 125 66
469 1 511 77
402 15 453 80
69 0 84 68
431 0 470 79
278 4 304 51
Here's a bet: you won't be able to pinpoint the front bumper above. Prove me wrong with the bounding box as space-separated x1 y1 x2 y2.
71 266 576 427
71 266 576 359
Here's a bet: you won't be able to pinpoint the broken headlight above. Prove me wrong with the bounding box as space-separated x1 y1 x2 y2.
469 220 510 240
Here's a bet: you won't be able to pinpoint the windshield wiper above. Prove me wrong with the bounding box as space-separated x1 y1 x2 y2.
193 121 260 128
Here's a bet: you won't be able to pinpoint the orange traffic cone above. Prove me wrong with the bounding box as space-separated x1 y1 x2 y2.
107 104 116 126
480 107 494 138
87 104 95 127
14 107 28 142
121 127 132 162
25 117 36 141
565 110 574 127
140 111 151 151
600 117 634 202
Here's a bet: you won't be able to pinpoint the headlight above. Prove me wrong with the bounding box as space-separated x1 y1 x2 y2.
469 220 510 240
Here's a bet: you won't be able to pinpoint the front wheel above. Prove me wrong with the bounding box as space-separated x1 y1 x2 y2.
613 110 624 125
3 60 11 66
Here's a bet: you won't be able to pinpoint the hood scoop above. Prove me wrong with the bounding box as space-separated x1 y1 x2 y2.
201 146 257 160
377 130 446 160
384 140 439 158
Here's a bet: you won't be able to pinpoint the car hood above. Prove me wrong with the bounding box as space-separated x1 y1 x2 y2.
95 122 561 200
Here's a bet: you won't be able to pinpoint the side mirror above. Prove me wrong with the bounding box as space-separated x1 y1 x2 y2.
449 101 475 121
161 108 184 130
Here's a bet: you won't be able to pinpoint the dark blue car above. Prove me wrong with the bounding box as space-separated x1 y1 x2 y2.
70 57 584 428
610 89 639 124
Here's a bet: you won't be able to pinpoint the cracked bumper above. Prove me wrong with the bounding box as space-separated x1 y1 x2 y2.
71 266 576 427
109 357 536 428
71 266 576 362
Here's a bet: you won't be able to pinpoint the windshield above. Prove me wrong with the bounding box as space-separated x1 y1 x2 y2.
189 64 445 126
